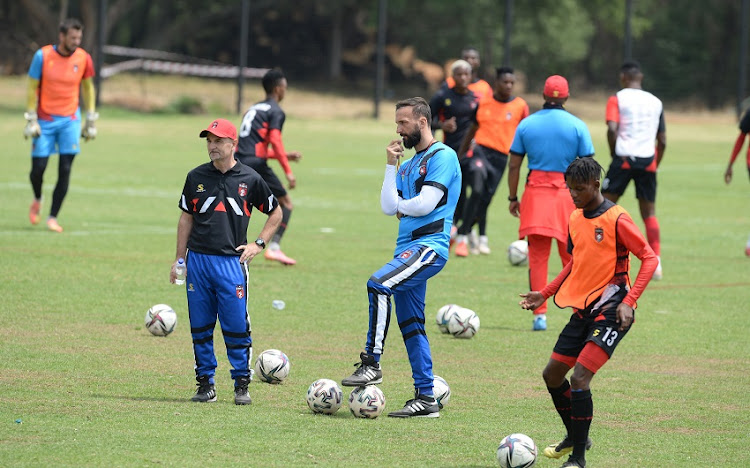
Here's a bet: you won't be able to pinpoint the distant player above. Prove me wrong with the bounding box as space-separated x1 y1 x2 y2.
25 18 98 233
454 66 529 257
602 61 666 280
443 46 493 100
723 105 750 255
236 69 302 265
520 157 658 468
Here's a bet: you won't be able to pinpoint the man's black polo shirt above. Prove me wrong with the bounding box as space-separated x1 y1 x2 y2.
179 161 278 256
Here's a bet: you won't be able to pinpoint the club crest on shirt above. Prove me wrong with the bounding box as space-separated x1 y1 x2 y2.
419 165 427 176
197 184 206 193
505 112 512 120
236 285 245 299
238 183 248 197
400 250 413 260
73 65 79 73
594 227 604 243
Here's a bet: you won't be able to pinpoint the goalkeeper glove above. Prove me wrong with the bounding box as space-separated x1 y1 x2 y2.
23 112 41 139
82 111 99 141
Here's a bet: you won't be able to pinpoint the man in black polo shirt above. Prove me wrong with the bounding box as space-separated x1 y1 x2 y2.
171 118 281 405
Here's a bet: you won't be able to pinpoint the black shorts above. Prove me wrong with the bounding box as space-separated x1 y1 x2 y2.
236 154 287 198
602 156 657 202
468 145 508 203
553 285 632 360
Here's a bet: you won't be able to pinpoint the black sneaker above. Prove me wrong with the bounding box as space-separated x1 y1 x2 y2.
560 457 586 468
234 376 252 405
341 352 383 387
543 437 593 459
191 375 217 403
387 391 439 418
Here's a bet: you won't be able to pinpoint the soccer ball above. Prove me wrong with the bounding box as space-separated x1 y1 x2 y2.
433 375 451 408
144 304 177 336
508 240 529 266
348 385 386 419
306 379 343 414
447 307 480 339
436 304 463 334
496 433 537 468
254 349 290 384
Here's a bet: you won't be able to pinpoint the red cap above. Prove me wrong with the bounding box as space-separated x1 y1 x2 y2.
199 118 237 140
543 75 569 99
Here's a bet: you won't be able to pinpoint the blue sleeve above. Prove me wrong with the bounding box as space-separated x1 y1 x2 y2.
425 147 458 190
577 122 595 156
28 49 43 79
509 122 526 155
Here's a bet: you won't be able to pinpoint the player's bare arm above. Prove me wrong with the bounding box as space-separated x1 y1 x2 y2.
235 205 282 263
606 121 618 156
285 172 297 189
171 212 193 283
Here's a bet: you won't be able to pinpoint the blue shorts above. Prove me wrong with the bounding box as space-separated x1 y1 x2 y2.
32 113 82 157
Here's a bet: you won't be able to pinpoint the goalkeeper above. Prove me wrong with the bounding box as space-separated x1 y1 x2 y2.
24 18 98 233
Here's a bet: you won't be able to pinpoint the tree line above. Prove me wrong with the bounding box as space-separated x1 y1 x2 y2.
2 0 746 109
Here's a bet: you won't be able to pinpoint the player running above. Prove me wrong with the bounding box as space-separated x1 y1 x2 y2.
24 18 98 233
236 69 301 265
723 105 750 256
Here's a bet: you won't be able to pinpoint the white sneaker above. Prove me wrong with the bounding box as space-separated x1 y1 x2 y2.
652 256 662 281
478 235 491 255
469 231 480 255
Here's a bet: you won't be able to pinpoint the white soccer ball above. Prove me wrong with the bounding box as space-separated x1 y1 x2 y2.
254 349 290 384
306 378 343 414
447 307 480 339
496 433 538 468
508 240 529 266
433 375 451 408
144 304 177 337
348 385 386 419
436 304 463 334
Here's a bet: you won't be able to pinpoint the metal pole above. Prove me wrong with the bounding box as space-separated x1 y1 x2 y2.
738 0 749 118
503 0 513 66
374 0 387 119
624 0 633 61
237 0 250 115
94 0 106 108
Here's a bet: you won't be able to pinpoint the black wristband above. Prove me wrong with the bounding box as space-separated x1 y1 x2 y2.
508 196 518 202
254 238 266 250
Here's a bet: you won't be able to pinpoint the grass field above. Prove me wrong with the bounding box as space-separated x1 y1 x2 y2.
0 75 749 467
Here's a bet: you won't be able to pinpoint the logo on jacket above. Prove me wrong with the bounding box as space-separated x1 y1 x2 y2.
197 184 206 193
238 183 248 197
594 227 604 243
236 285 245 299
399 250 413 260
419 165 427 176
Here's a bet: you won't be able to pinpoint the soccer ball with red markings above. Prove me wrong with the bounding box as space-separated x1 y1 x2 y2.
348 385 386 419
254 349 290 384
144 304 177 337
306 378 343 414
496 433 537 468
447 307 480 339
508 240 529 266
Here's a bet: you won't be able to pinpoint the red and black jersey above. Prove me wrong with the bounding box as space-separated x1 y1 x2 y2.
179 161 279 256
236 98 292 174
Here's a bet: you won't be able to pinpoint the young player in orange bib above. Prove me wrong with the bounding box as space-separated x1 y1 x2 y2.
519 157 658 468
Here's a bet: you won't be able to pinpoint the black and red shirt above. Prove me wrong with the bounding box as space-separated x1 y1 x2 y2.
236 98 292 174
179 161 279 256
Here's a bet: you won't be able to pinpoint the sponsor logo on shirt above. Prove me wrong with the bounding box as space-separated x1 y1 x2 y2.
197 184 206 193
595 227 604 243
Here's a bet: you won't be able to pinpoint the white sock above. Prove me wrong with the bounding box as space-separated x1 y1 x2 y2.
268 241 281 251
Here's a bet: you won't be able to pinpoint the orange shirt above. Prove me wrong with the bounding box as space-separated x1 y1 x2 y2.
37 45 95 118
473 95 529 154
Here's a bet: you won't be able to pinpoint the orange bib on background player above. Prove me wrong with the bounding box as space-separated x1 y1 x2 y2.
38 45 93 118
554 204 631 310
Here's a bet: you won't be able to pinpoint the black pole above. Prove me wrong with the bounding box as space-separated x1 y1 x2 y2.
738 0 749 118
624 0 633 61
503 0 513 66
237 0 250 115
374 0 387 119
94 0 106 107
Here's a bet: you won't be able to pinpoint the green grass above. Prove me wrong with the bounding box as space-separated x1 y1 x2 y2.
0 83 749 467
